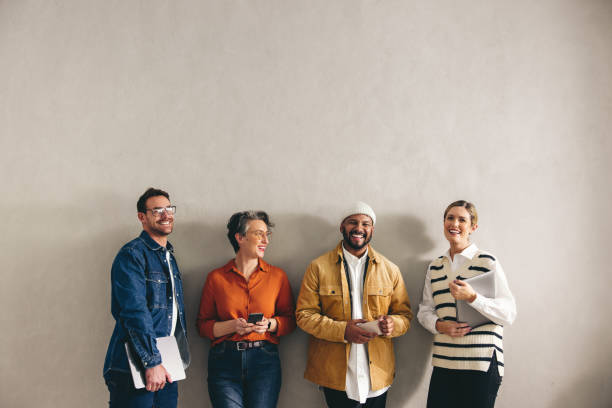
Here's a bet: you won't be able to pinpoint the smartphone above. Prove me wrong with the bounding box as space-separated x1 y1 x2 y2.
247 313 264 323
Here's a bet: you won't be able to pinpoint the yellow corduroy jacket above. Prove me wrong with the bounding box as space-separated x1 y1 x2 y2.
296 242 413 391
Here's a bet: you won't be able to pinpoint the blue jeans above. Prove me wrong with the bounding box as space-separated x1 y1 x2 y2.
208 341 282 408
104 370 178 408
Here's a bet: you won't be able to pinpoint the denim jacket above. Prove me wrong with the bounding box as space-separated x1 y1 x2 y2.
103 231 190 375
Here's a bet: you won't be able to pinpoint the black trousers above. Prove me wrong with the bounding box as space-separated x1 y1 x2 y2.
322 387 387 408
426 353 502 408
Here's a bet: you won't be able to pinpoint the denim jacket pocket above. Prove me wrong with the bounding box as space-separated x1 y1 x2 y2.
146 271 168 309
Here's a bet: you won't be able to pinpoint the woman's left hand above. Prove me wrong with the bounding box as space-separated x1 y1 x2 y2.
449 280 477 302
252 317 270 334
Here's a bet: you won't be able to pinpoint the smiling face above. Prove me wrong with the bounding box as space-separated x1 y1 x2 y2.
138 195 174 239
443 206 477 249
341 214 374 256
236 219 269 259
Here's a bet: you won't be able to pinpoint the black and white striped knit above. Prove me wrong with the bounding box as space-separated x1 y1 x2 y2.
429 251 505 375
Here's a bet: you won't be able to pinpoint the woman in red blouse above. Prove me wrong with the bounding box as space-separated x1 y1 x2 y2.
197 211 296 408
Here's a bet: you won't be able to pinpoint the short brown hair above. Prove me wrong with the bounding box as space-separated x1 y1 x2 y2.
444 200 478 225
137 187 170 213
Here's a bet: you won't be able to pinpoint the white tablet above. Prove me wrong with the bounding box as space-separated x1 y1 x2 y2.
456 272 496 327
125 336 186 389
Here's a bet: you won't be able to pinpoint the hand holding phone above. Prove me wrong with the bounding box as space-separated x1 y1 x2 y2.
234 318 252 335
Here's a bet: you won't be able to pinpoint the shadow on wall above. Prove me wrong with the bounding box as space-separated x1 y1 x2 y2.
2 192 157 407
269 213 342 406
374 214 437 405
170 219 230 407
117 212 438 407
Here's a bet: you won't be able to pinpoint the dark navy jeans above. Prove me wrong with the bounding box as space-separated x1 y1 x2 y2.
104 370 178 408
207 341 282 408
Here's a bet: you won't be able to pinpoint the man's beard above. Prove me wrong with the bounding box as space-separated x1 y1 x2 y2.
151 221 173 236
341 227 371 251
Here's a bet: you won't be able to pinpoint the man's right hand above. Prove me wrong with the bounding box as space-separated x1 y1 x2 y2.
344 319 378 344
145 364 172 392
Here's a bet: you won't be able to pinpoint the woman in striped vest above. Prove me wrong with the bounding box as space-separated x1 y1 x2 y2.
417 200 516 408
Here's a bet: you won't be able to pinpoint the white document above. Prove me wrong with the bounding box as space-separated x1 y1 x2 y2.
356 320 383 335
456 272 496 327
125 336 186 389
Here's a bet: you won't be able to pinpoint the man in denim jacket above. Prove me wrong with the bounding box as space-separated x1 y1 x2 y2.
103 188 190 408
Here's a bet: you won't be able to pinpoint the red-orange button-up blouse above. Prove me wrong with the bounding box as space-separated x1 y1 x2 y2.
197 258 296 346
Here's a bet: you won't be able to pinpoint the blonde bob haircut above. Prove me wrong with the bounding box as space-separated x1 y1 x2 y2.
444 200 478 226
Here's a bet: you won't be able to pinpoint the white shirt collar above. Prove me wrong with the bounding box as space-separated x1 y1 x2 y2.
444 243 478 261
342 244 368 266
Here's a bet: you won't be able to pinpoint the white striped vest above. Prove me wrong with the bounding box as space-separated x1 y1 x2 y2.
430 251 505 375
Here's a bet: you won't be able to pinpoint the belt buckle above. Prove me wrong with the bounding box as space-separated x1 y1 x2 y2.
236 341 248 351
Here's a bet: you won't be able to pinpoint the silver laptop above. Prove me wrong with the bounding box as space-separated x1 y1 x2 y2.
125 336 186 389
456 272 496 327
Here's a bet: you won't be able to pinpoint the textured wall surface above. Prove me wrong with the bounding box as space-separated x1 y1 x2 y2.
2 1 611 407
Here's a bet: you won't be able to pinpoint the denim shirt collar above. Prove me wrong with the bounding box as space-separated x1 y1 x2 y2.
138 230 174 253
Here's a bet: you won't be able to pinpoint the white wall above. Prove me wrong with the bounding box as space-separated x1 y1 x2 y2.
2 1 611 407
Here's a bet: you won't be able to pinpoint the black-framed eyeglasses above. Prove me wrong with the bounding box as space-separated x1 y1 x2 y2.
146 206 176 217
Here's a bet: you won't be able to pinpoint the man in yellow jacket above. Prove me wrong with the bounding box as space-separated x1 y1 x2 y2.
296 202 412 408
